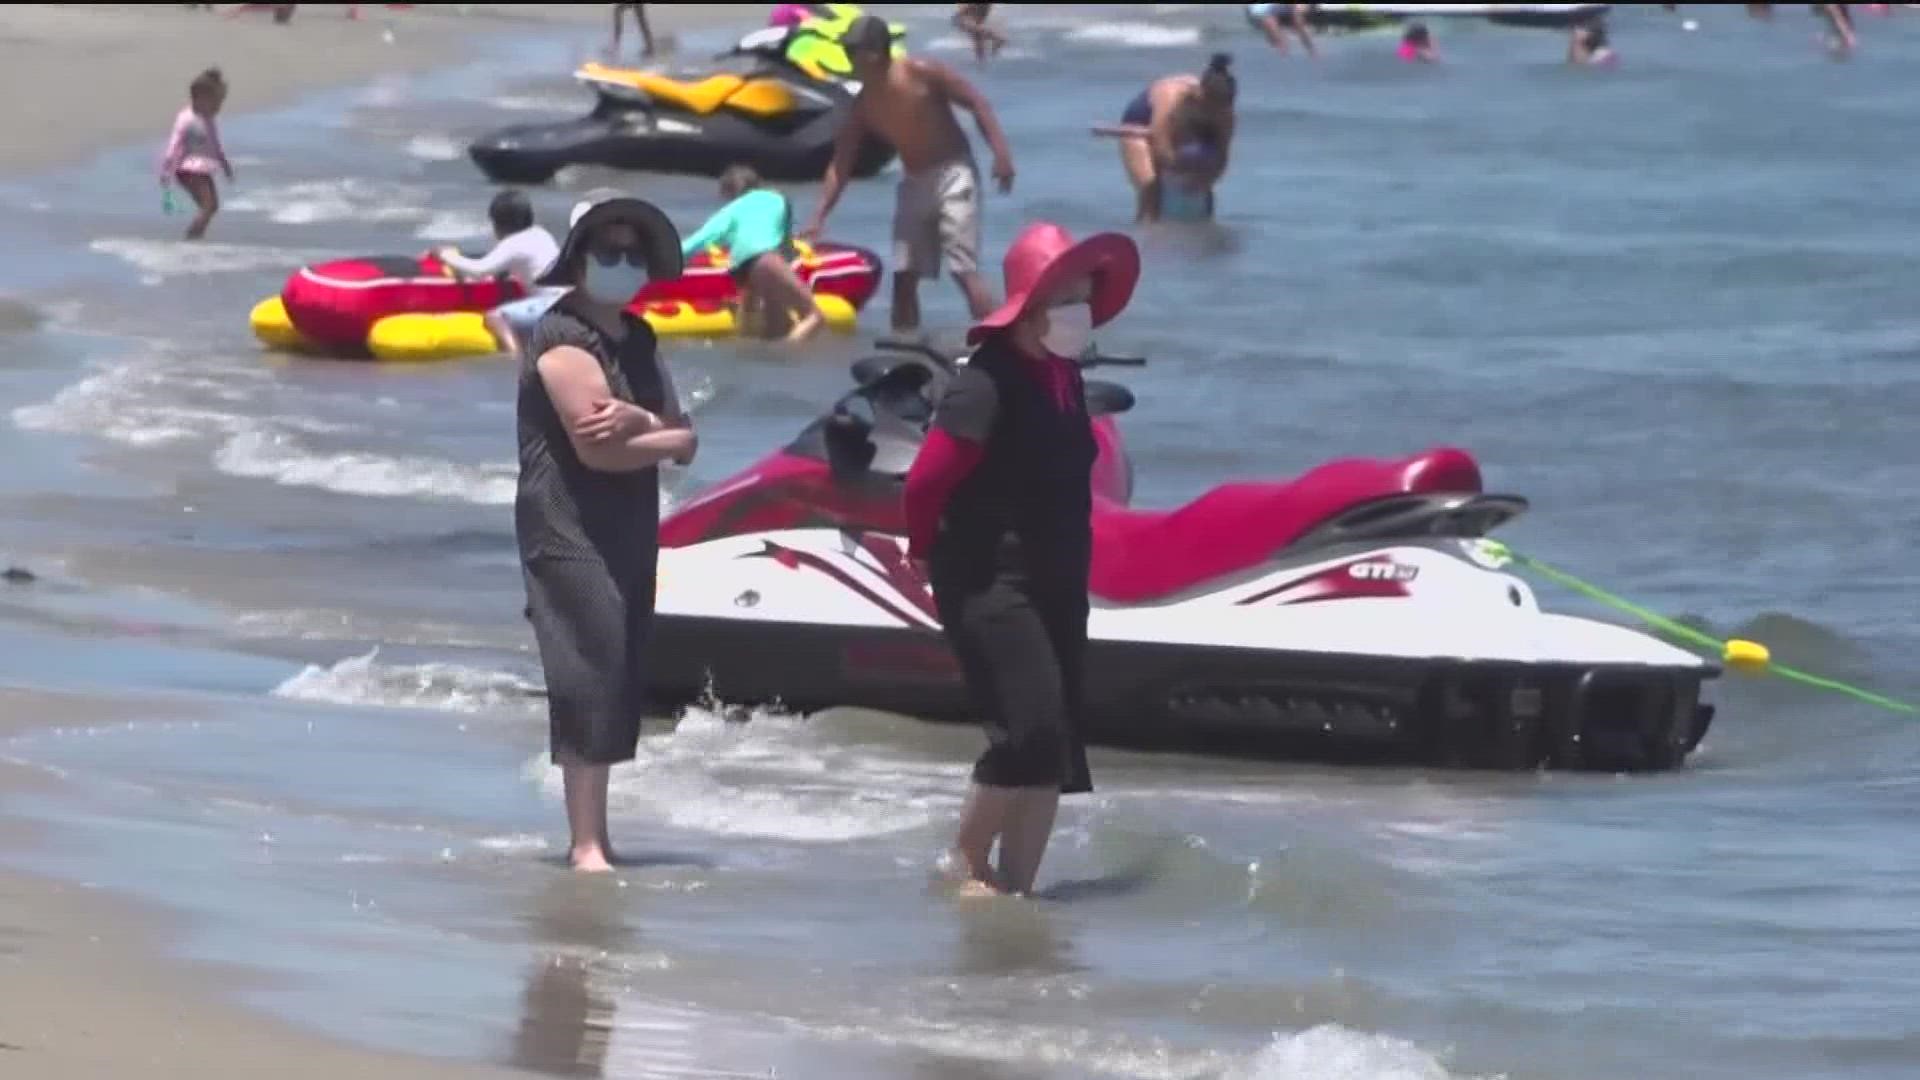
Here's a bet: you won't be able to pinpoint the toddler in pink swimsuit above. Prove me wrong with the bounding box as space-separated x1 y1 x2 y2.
159 67 233 241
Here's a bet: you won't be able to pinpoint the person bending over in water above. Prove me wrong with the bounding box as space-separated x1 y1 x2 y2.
1116 54 1237 224
1568 19 1618 65
904 221 1141 898
680 165 825 343
1398 23 1438 62
438 190 562 357
159 67 233 241
805 14 1016 335
1246 3 1318 56
952 2 1008 62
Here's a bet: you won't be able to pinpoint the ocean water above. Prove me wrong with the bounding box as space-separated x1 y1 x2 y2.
1 5 1918 1079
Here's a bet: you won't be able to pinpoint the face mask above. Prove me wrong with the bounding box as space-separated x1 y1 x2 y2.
1039 302 1093 359
581 253 646 305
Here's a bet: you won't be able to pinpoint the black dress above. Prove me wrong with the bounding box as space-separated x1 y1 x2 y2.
926 333 1096 794
515 292 669 765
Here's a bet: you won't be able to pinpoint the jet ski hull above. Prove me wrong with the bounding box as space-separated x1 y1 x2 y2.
646 531 1717 773
468 105 894 184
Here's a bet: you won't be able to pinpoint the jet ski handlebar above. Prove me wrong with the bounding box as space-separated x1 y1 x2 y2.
870 336 1147 371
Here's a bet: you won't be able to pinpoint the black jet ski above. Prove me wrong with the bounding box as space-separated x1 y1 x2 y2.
467 50 895 185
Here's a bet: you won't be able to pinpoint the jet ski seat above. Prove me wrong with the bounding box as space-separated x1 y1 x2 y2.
576 64 797 117
1088 447 1488 603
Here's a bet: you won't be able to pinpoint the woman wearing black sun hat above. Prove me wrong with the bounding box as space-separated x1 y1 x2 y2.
516 195 696 873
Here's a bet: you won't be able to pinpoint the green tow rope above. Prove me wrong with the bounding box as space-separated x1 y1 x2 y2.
1475 540 1917 715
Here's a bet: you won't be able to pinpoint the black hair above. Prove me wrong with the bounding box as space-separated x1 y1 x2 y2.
1404 22 1431 45
488 189 534 236
1582 19 1609 48
1200 52 1236 100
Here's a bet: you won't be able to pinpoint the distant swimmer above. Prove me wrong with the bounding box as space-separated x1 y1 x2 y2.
1568 19 1618 65
952 2 1008 63
804 14 1016 333
436 189 562 356
158 67 232 242
1815 3 1858 52
1246 2 1318 57
1112 54 1237 224
1398 23 1438 63
611 2 655 59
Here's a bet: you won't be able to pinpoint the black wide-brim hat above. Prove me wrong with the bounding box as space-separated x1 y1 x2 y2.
537 196 684 287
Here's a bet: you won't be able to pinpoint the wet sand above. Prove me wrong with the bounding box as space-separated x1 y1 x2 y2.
0 688 535 1080
0 3 747 174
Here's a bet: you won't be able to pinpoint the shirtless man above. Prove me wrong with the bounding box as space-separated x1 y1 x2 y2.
801 14 1015 334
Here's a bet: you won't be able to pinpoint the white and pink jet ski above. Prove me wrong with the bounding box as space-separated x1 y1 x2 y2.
648 339 1717 772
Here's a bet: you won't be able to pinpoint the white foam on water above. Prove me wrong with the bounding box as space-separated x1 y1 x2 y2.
271 647 542 714
224 177 435 227
213 429 516 505
527 703 957 843
413 208 488 242
475 833 549 854
89 238 318 284
404 133 464 162
1225 1025 1489 1080
806 1017 1481 1080
1064 23 1203 48
12 358 340 449
488 92 584 113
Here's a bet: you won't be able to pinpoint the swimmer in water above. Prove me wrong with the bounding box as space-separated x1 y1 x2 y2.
1245 3 1318 56
1567 19 1617 65
1398 23 1438 63
952 2 1007 62
1115 54 1237 224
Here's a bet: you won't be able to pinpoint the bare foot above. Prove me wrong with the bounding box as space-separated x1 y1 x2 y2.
569 846 615 873
956 878 1007 900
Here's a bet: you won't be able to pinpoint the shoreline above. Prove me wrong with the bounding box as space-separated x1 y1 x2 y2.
0 686 536 1079
0 3 767 1077
0 3 756 176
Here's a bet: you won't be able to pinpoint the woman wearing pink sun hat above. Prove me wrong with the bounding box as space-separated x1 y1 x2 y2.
903 221 1141 898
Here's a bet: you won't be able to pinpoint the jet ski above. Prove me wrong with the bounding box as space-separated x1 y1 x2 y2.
648 339 1719 773
467 50 894 184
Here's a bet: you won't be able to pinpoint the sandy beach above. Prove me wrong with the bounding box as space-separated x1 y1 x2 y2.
0 3 758 1077
0 3 750 173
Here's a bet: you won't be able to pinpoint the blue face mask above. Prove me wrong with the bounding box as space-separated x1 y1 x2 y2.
582 253 647 305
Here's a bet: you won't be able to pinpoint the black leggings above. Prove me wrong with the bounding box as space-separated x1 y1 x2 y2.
934 572 1092 794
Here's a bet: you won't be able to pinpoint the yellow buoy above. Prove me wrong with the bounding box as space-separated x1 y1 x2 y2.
366 311 503 363
1723 638 1772 675
249 295 312 352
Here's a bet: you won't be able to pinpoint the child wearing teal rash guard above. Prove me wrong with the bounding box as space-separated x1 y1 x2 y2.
681 165 825 342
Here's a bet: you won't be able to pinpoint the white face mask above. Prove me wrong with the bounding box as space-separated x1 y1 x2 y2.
1039 302 1093 359
581 253 647 306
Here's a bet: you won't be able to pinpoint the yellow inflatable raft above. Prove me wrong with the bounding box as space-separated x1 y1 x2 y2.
250 292 860 362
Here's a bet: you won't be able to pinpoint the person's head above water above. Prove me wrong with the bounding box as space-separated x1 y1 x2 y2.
1403 23 1432 47
537 196 683 308
487 189 534 240
1199 52 1236 108
967 222 1141 356
189 67 227 115
1579 19 1610 50
718 164 763 201
843 14 895 80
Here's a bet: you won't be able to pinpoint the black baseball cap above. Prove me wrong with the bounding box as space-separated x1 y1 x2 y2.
843 14 892 57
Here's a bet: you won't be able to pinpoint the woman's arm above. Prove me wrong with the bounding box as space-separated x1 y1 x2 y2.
1145 80 1184 168
901 366 997 559
536 345 688 472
